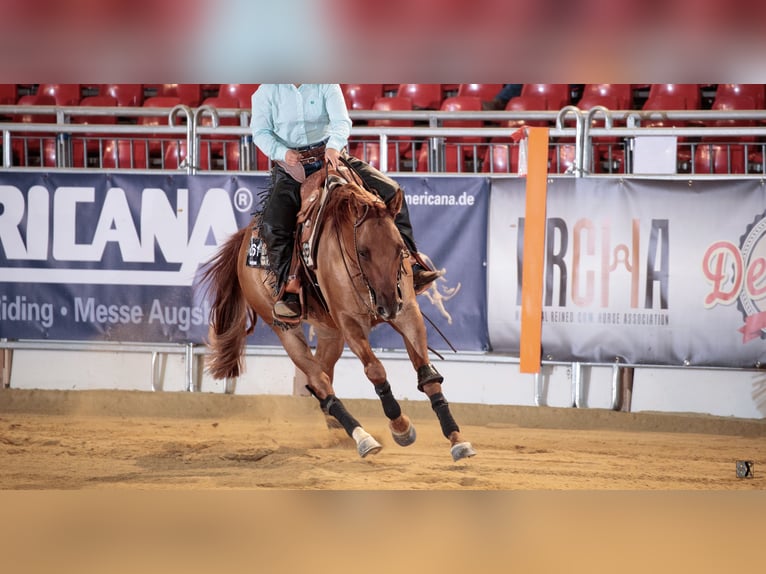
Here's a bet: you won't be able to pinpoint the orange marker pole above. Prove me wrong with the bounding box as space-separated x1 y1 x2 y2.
519 127 549 373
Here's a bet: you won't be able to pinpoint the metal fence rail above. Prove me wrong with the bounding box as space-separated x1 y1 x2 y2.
4 104 766 175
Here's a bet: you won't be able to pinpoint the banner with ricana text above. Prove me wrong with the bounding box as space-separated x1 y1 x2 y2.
488 177 766 368
0 172 488 351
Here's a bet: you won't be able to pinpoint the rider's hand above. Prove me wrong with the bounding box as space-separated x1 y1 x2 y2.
284 149 300 166
325 148 341 169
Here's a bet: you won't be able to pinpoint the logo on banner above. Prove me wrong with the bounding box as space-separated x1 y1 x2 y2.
703 210 766 343
0 183 248 286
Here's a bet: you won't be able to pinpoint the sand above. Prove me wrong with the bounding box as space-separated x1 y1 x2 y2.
1 388 763 490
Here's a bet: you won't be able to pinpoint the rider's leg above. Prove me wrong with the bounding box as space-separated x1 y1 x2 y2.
260 165 302 318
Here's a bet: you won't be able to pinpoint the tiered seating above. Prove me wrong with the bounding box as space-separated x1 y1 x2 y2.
2 83 766 175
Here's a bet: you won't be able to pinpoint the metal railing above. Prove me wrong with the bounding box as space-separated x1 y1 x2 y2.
5 103 766 175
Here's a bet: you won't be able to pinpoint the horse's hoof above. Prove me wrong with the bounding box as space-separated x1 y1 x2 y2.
450 442 476 461
390 422 417 447
357 435 383 458
352 428 382 458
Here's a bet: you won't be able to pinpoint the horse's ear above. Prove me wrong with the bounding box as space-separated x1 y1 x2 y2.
387 187 403 218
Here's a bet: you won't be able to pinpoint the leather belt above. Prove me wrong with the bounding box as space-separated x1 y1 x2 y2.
293 139 327 165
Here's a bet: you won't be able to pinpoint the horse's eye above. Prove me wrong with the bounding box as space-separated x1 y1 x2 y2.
359 248 370 260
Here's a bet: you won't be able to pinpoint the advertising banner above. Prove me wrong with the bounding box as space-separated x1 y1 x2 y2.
488 177 766 368
0 172 489 351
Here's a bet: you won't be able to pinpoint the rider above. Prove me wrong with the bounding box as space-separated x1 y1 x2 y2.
251 83 442 319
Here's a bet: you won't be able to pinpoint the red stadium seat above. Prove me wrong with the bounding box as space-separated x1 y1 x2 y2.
457 84 505 104
198 95 241 160
359 96 416 171
647 84 701 110
579 84 634 109
504 95 550 127
218 84 260 108
521 84 571 109
341 84 383 111
481 140 521 174
417 96 484 172
165 141 210 170
715 84 765 109
71 95 119 164
36 84 82 106
102 140 149 169
580 91 629 172
156 84 202 107
704 93 758 142
99 84 144 107
139 96 182 156
396 84 443 110
479 95 548 174
694 144 747 174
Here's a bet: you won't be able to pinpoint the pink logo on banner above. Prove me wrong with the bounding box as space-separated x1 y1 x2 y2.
736 212 766 343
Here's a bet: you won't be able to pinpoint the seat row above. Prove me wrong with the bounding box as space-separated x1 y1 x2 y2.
5 84 764 112
0 84 260 108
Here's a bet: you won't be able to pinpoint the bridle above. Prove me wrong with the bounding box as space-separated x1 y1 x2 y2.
333 182 404 319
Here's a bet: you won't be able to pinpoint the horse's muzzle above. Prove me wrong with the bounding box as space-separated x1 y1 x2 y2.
370 288 402 320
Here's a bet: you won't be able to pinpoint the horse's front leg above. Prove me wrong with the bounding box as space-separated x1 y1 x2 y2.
340 319 417 448
276 325 381 458
391 312 476 461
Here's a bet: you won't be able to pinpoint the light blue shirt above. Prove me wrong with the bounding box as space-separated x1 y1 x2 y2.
250 84 352 162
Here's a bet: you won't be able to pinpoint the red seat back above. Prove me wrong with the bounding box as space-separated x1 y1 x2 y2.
397 84 443 110
37 84 82 106
100 84 144 107
521 84 570 109
218 84 260 108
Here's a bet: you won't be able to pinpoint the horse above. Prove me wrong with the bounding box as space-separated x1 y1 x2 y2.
200 166 476 461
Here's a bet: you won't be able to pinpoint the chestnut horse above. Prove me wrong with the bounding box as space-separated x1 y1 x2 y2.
201 167 475 461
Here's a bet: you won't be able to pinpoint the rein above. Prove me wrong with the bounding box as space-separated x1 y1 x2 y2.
335 197 378 318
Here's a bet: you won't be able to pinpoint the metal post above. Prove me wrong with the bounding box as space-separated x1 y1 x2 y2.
379 133 389 173
185 342 196 392
168 104 193 173
610 361 621 410
571 361 583 407
151 351 163 392
1 339 12 389
533 371 546 407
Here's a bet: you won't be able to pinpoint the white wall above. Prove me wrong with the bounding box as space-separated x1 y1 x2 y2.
4 347 764 420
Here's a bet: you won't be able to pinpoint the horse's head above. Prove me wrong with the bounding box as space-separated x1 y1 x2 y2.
326 178 407 321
